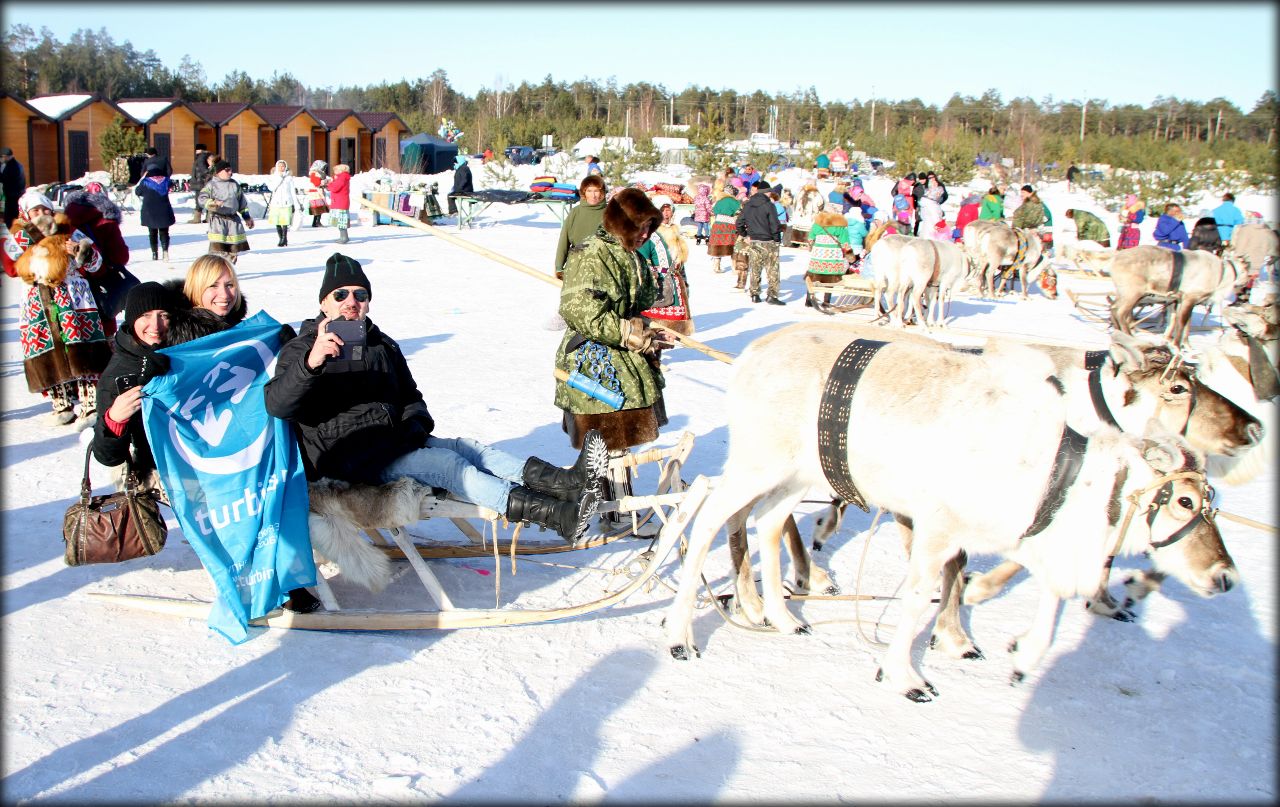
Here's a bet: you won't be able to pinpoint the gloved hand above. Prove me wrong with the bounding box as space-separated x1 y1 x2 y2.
400 416 433 449
620 317 674 357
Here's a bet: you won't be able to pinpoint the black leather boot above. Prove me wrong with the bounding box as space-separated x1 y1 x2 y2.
506 484 600 543
283 587 322 613
521 429 608 501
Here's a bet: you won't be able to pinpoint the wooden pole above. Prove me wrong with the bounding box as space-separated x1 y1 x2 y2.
359 196 736 364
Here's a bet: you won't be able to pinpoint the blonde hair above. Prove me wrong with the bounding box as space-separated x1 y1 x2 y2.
333 163 350 175
183 254 241 310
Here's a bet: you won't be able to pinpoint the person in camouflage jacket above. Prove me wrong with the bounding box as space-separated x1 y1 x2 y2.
554 188 671 453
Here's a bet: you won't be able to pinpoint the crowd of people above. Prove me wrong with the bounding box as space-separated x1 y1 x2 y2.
4 139 1268 615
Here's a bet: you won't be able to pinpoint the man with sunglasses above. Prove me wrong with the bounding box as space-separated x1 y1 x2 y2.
266 253 605 546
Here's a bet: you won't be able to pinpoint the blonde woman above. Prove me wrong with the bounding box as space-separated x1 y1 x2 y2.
163 254 248 345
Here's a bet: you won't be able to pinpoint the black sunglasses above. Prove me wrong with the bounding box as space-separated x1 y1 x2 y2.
331 288 369 302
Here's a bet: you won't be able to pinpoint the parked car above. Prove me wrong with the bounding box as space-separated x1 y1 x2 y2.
505 146 537 165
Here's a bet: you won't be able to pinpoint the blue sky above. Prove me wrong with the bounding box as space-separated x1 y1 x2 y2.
6 2 1276 110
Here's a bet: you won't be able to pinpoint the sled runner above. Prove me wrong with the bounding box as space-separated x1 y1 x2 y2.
89 434 701 632
1067 288 1218 337
804 273 877 315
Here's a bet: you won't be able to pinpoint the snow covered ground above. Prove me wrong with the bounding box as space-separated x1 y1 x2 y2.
2 163 1275 803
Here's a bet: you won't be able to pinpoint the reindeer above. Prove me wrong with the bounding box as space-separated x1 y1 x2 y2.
964 221 1046 299
663 325 1238 702
920 240 977 328
722 324 1259 631
1109 245 1247 346
1226 222 1279 282
867 234 933 328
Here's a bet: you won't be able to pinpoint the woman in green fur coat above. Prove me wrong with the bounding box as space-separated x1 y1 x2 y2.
554 188 670 454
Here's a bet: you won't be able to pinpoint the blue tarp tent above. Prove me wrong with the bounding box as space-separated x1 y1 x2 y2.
400 133 459 174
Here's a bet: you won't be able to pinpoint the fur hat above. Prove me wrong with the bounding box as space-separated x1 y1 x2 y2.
603 188 661 247
1021 184 1035 194
814 209 849 228
212 159 232 174
123 281 175 336
319 252 371 302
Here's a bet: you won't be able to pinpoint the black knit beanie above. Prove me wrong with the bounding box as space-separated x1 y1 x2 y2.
124 281 173 336
319 253 371 302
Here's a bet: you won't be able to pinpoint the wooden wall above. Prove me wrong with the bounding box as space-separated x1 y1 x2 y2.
147 106 203 174
29 121 59 185
61 101 143 174
327 117 366 169
219 109 266 174
277 115 321 173
1 97 34 173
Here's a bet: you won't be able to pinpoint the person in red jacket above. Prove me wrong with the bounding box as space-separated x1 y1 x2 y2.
953 192 982 242
327 163 351 244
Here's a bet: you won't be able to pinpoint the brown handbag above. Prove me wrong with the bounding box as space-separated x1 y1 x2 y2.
62 446 167 566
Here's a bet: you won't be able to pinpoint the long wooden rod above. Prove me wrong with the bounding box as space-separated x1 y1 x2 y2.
359 196 734 364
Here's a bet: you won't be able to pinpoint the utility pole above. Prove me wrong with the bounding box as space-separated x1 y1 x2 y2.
869 85 876 134
1079 97 1087 143
669 95 675 128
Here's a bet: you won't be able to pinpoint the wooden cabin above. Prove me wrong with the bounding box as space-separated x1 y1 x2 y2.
356 112 411 173
117 98 209 175
251 105 327 175
24 93 143 181
311 109 370 172
0 94 57 185
186 102 268 174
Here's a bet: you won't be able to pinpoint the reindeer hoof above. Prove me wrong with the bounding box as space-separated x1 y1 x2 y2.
670 644 699 661
875 667 884 682
1111 609 1136 623
962 648 985 661
1011 670 1026 686
716 593 734 608
905 688 934 703
929 635 938 649
794 624 812 636
823 584 841 596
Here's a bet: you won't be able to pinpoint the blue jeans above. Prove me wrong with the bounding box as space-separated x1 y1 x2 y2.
695 221 709 239
377 435 526 514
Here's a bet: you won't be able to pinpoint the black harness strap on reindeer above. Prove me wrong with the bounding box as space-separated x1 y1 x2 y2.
817 339 889 512
1022 425 1090 538
1168 250 1185 292
1085 354 1123 430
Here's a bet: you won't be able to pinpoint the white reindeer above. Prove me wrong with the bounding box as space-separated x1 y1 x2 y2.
664 324 1239 701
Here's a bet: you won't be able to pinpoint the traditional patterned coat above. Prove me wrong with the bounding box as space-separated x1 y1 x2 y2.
637 227 692 333
197 176 252 253
807 211 851 276
16 227 111 394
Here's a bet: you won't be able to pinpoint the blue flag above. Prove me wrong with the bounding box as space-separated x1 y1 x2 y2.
141 311 316 644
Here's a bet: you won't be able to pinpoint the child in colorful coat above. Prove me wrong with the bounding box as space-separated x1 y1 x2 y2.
328 164 352 244
692 183 712 246
14 193 111 425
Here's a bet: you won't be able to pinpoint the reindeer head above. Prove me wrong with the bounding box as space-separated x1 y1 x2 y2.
1122 430 1237 598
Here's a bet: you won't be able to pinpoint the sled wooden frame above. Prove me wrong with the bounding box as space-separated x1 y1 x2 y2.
805 274 877 314
87 434 703 632
1066 288 1219 336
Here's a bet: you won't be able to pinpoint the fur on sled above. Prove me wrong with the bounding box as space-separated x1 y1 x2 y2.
305 477 441 594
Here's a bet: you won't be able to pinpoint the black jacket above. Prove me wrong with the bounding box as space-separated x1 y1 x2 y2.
137 178 176 229
142 155 172 178
450 164 474 196
1188 218 1224 255
736 191 782 242
264 315 435 482
90 329 171 476
190 150 213 193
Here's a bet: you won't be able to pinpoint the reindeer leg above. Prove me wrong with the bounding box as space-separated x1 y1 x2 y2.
1008 585 1064 685
727 512 766 625
931 550 984 660
785 514 837 596
877 521 949 701
755 489 811 637
1019 267 1029 300
963 559 1026 605
666 483 764 660
1084 555 1135 621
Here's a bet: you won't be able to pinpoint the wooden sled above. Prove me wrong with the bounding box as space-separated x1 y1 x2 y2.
1067 288 1219 337
805 273 877 315
89 434 703 633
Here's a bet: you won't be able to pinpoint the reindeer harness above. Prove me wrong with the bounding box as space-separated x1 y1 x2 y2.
817 339 888 512
1083 349 1197 437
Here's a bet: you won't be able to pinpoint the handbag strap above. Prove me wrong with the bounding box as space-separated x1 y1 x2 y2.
80 444 140 501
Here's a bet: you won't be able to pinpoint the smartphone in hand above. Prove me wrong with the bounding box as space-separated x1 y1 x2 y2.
327 318 367 363
116 375 141 395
